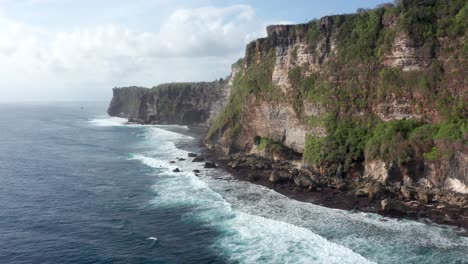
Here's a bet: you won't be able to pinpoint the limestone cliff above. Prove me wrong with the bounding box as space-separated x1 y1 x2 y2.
206 0 468 194
108 79 230 125
107 0 467 199
108 86 147 118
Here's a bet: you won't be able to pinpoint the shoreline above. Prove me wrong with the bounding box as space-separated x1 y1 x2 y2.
195 142 468 236
134 122 468 235
205 149 468 234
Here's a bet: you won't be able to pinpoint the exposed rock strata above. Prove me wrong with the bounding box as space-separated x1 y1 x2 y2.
108 2 468 222
108 79 230 125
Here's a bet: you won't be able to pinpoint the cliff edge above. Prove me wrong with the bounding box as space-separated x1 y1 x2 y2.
108 79 230 125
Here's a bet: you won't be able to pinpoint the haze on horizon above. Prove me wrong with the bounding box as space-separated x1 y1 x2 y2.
0 0 388 102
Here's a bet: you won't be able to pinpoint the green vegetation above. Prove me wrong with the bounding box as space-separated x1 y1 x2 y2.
254 136 298 159
303 118 467 169
365 119 422 163
207 0 467 172
304 118 372 170
255 136 285 152
423 147 440 161
335 8 385 61
207 49 276 140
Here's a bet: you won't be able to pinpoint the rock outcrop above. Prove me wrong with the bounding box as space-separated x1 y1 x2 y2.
108 79 230 125
107 86 147 118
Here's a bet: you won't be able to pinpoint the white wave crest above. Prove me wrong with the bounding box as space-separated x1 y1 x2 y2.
88 117 128 127
124 122 468 263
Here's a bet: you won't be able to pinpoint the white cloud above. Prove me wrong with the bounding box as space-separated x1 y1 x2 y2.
0 4 267 101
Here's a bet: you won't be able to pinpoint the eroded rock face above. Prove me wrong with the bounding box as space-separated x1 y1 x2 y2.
365 151 468 195
107 86 147 118
244 100 308 153
383 33 433 72
107 80 230 125
373 95 423 121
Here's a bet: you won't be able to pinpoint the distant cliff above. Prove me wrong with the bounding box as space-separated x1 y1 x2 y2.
108 79 230 125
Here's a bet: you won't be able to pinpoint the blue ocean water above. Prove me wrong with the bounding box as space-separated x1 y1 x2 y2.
0 102 467 264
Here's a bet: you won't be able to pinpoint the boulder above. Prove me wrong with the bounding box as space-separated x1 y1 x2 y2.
248 174 260 182
188 153 198 158
368 183 385 200
192 156 205 162
416 188 430 204
291 168 300 177
380 199 408 216
204 162 217 168
355 188 369 197
173 168 181 173
293 173 313 188
178 158 186 161
269 171 290 184
169 161 176 164
400 186 413 200
337 183 347 191
308 182 317 191
227 161 239 169
193 169 200 173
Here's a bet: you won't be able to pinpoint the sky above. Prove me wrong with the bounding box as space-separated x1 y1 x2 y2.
0 0 389 102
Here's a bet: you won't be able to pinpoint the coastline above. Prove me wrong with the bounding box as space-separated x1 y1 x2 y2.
190 134 468 235
203 147 468 234
131 122 468 235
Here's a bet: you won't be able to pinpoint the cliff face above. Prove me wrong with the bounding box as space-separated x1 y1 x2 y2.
107 0 467 197
108 86 147 118
108 79 230 125
206 1 467 193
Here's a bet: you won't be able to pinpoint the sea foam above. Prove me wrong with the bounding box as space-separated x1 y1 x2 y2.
91 116 468 263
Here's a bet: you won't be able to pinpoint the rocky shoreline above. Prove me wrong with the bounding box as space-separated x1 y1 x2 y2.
127 121 468 234
199 144 468 234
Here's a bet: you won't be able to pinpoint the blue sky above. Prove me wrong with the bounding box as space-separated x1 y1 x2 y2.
0 0 389 101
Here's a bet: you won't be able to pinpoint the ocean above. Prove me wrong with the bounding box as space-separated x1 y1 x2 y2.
0 102 467 264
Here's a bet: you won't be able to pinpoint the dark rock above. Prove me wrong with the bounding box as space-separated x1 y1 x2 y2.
337 183 347 191
416 188 430 204
293 173 313 188
308 182 317 192
193 169 200 173
227 161 240 169
355 188 368 197
269 171 290 184
188 153 198 158
173 168 181 173
335 163 343 179
400 186 413 200
169 161 176 164
178 158 186 161
192 156 205 162
291 168 299 177
248 174 260 182
368 183 385 200
380 199 408 216
204 162 217 168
